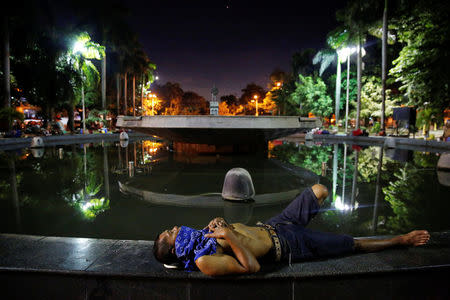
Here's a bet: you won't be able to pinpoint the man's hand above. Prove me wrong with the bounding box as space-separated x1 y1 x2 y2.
204 217 233 231
204 226 232 240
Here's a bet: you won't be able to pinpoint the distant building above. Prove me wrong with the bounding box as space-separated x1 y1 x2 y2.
209 85 219 115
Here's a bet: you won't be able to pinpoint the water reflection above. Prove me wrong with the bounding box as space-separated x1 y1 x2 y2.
0 139 449 239
270 142 450 236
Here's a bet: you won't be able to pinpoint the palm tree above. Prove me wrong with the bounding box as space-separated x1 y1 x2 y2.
313 29 349 125
70 32 105 133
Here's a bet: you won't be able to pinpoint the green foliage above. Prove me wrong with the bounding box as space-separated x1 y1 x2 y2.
327 29 350 50
371 122 381 133
356 147 384 183
290 75 333 117
85 109 109 125
341 70 358 105
359 76 399 120
313 48 336 76
389 1 450 112
271 143 333 176
416 107 442 129
383 166 423 232
76 197 110 220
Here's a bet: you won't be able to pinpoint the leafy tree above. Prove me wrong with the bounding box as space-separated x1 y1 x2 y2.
239 83 266 107
389 1 450 113
416 107 442 133
313 29 352 122
181 91 207 115
268 68 288 89
153 82 184 113
290 75 333 118
359 76 399 123
220 94 239 107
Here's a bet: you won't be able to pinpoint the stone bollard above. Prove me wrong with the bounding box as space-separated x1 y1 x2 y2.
119 131 129 140
437 152 450 170
120 139 129 148
30 137 44 148
221 168 255 201
31 148 44 158
384 137 397 148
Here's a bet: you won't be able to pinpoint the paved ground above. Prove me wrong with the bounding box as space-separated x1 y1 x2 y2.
1 231 449 299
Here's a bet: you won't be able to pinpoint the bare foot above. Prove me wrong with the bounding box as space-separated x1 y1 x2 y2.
399 230 430 246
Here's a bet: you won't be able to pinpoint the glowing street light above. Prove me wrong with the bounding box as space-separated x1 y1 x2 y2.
251 94 259 116
337 47 357 133
336 46 365 133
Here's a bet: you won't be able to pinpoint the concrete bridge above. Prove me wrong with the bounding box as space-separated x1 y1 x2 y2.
116 115 321 146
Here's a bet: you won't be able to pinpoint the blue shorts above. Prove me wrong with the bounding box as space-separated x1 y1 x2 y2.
266 187 354 262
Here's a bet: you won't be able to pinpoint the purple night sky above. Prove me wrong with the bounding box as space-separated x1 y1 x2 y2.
126 0 346 99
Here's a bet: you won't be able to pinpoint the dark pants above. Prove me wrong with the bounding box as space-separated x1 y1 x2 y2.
266 187 355 262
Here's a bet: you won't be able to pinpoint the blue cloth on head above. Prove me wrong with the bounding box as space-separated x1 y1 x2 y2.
175 226 217 271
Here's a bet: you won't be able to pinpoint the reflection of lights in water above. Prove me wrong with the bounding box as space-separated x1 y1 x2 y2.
77 197 109 220
334 195 358 211
82 201 93 211
334 195 350 210
142 141 163 163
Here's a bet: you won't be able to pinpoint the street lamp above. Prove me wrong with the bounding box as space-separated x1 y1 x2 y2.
252 95 259 116
337 46 358 133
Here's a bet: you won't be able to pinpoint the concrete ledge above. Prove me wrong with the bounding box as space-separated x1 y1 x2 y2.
117 115 321 129
309 135 450 152
0 132 150 151
1 232 449 280
1 232 449 298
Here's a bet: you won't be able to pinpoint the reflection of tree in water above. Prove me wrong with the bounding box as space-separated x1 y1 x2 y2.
65 145 110 220
382 153 449 234
65 172 109 220
1 145 111 225
271 144 450 236
271 143 333 176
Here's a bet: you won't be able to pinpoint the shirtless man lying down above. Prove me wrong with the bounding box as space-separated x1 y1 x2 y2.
153 184 430 276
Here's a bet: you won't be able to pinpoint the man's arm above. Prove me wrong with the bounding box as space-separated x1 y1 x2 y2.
195 227 260 276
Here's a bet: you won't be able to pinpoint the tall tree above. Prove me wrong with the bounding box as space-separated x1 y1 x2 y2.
291 75 333 118
313 29 349 125
389 0 450 114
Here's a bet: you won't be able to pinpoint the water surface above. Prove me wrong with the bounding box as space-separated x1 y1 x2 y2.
1 139 449 240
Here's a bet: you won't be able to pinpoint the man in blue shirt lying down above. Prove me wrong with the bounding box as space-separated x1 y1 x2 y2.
153 184 430 276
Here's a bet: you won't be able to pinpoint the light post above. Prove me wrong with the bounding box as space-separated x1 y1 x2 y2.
252 95 259 116
337 47 357 133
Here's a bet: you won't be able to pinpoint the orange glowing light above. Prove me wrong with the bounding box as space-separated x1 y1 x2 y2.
142 140 163 157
